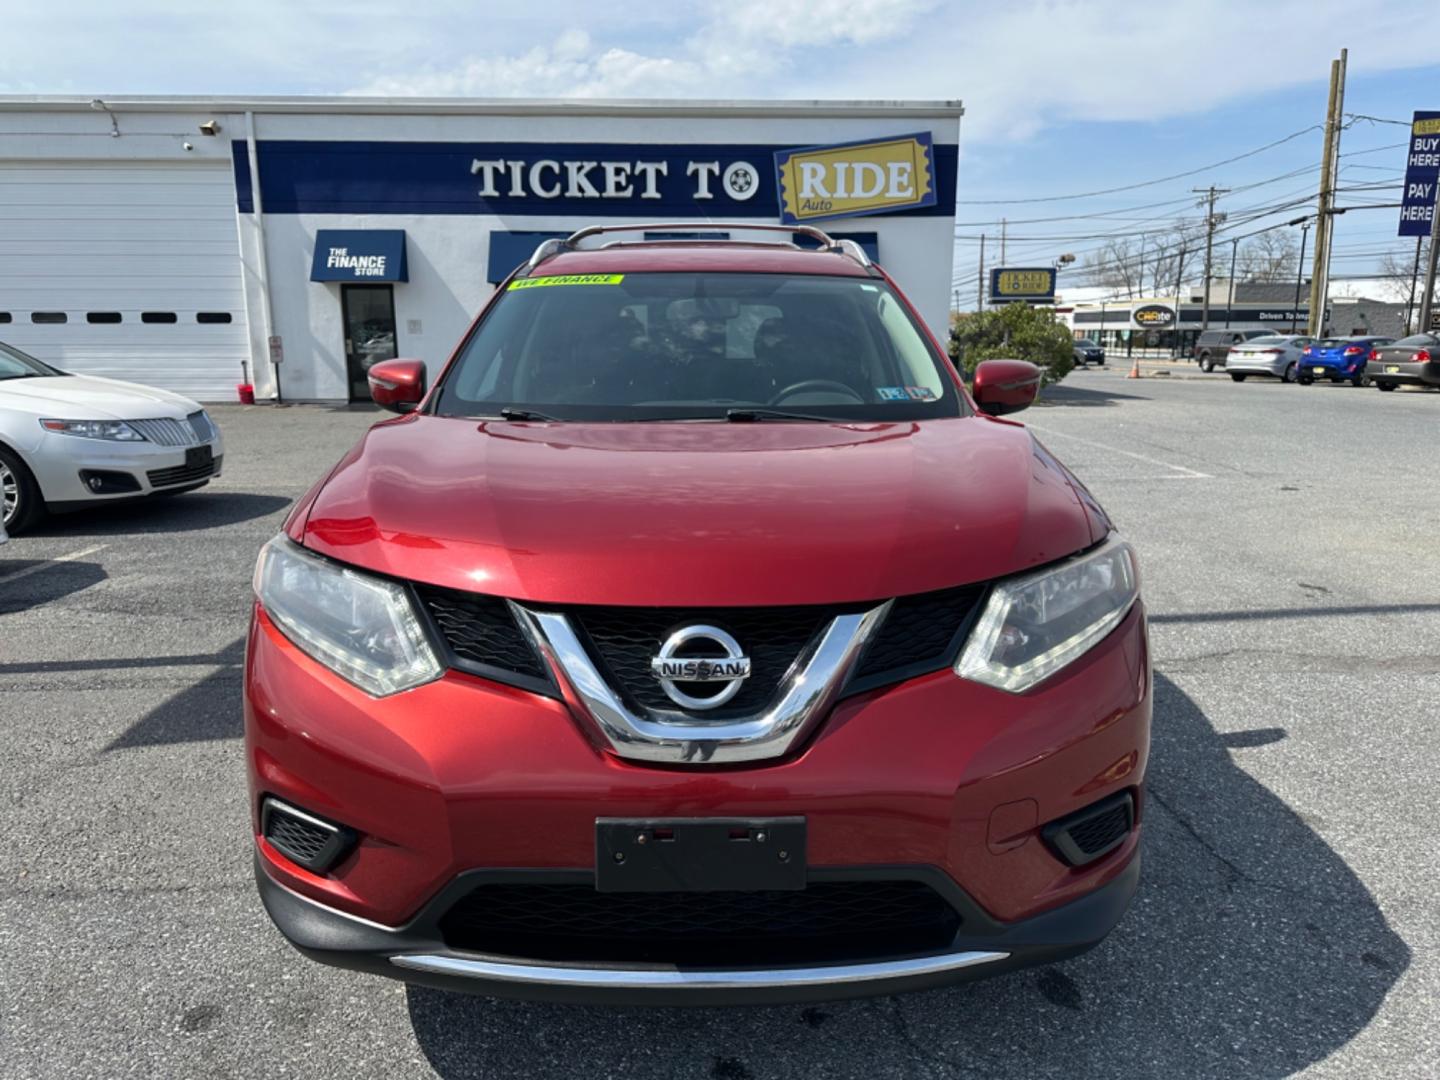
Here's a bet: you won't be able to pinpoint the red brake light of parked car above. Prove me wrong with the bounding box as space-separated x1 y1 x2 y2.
1303 347 1313 356
1368 349 1380 362
1414 350 1432 364
1343 346 1364 356
1260 348 1284 354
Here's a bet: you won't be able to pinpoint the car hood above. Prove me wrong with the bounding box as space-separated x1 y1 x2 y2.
297 415 1099 607
0 375 200 419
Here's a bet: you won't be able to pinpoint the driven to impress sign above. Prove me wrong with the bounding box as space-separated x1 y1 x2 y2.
1398 111 1440 237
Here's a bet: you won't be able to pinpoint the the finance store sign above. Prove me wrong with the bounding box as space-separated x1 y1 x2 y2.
235 134 954 226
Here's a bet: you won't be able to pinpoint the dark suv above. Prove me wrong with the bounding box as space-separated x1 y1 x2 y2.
1193 329 1269 372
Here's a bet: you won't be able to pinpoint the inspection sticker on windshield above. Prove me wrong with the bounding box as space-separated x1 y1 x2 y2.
905 386 936 400
877 387 910 401
508 274 625 290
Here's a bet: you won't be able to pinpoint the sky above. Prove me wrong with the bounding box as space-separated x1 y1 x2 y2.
2 0 1434 304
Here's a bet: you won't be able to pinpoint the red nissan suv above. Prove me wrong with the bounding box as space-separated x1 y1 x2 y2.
246 224 1150 1005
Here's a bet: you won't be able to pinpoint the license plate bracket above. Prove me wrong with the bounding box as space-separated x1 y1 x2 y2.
185 444 214 470
595 817 806 892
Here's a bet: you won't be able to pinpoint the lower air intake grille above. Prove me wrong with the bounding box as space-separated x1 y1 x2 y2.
261 799 352 873
1043 792 1134 867
439 879 962 966
146 456 220 488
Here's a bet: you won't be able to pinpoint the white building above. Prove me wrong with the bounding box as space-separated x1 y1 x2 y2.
0 96 963 403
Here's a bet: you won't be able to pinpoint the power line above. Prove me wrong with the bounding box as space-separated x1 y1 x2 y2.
955 125 1323 205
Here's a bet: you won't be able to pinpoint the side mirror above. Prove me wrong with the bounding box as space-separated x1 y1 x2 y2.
972 359 1041 417
368 359 426 413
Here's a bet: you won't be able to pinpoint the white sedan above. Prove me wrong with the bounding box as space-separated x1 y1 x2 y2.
1224 334 1315 383
0 341 224 535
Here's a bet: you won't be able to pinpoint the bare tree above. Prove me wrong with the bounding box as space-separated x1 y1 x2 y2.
1238 230 1299 283
1377 244 1426 306
1082 238 1143 298
1081 223 1208 299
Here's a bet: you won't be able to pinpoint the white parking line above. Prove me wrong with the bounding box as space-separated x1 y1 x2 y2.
0 543 109 584
1026 424 1212 479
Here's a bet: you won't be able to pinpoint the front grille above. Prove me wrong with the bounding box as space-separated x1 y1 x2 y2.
416 585 547 680
146 457 219 488
414 586 988 707
439 879 962 965
146 457 218 489
853 585 985 684
1043 792 1134 867
129 417 197 447
571 603 847 714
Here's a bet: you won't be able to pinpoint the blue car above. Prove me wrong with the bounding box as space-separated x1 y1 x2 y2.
1298 336 1394 387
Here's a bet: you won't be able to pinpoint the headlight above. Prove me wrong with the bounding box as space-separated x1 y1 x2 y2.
40 419 145 441
957 537 1138 693
253 535 441 697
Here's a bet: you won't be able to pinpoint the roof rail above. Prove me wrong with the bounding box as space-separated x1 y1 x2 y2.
523 222 872 274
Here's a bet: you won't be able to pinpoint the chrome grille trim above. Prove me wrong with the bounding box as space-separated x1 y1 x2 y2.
511 600 891 765
128 417 197 447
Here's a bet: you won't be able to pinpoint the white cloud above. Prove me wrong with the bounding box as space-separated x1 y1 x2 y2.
0 0 1429 147
361 30 709 100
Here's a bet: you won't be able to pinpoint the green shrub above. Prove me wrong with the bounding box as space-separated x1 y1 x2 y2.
949 304 1075 386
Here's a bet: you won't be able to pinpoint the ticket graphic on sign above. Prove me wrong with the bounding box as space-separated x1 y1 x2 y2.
775 133 937 225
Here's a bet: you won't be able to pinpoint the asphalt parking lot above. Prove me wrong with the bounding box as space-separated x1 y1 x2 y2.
2 373 1437 1079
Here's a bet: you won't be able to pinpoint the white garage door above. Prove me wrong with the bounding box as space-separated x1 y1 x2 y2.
0 161 249 401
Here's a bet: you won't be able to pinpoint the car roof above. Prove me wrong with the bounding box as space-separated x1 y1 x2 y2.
525 243 874 279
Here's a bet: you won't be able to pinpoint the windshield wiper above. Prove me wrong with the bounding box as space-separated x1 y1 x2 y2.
724 408 841 423
496 407 561 422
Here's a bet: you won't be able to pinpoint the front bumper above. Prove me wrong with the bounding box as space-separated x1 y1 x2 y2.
30 431 224 508
1225 355 1290 376
246 599 1150 1002
1370 359 1440 387
256 850 1140 1005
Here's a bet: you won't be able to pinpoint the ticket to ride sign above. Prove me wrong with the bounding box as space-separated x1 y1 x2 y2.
775 133 937 224
988 267 1057 303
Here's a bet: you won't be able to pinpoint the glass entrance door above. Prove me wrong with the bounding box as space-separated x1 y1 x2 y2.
341 284 398 403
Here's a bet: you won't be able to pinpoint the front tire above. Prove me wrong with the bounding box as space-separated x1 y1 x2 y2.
0 446 45 535
1230 373 1247 382
1201 354 1216 373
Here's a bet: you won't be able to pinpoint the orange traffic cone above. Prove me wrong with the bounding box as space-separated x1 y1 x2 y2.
1127 355 1141 379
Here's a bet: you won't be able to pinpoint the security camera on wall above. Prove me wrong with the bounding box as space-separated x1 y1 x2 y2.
199 120 221 136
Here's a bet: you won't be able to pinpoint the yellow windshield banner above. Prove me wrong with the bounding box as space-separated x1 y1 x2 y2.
508 274 625 290
775 132 936 225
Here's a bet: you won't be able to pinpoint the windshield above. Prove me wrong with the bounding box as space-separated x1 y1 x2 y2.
1314 339 1345 348
0 341 63 380
1076 339 1098 348
1392 334 1439 348
433 272 965 421
1248 335 1285 344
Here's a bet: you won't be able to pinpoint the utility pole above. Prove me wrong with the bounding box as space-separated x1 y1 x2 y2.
977 234 986 311
1172 246 1186 358
1405 236 1423 333
1292 220 1311 332
1308 49 1346 337
1000 219 1007 263
1225 238 1239 328
1417 182 1440 335
1193 185 1230 331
